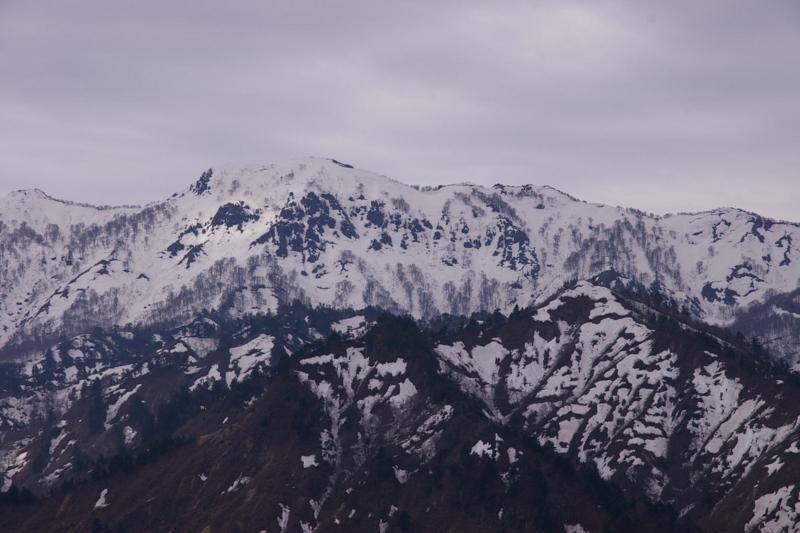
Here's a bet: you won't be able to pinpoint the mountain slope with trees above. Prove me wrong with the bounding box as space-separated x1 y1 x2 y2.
0 282 797 531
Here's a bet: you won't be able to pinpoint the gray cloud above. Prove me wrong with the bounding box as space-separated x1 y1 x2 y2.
1 0 799 221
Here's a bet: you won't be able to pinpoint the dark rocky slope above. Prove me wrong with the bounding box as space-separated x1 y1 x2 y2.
0 282 798 531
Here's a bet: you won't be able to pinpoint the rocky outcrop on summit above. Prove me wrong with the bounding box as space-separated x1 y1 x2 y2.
2 157 799 364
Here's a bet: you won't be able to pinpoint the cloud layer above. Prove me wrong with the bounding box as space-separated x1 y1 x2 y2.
2 0 799 220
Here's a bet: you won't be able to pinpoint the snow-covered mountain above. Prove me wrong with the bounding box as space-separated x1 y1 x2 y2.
2 157 799 365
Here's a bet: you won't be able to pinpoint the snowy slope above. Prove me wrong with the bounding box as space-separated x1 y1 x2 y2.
436 281 800 531
2 157 799 363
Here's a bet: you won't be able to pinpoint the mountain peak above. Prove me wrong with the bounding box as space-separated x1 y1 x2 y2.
6 188 52 201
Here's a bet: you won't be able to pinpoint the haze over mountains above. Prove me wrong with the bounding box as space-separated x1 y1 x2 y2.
1 158 799 532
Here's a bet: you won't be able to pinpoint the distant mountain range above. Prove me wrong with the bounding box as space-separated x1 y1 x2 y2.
1 158 799 532
2 158 799 364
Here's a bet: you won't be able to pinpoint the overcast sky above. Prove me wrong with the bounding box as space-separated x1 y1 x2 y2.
1 0 799 221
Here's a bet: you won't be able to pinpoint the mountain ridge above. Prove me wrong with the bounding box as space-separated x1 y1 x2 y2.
3 157 799 367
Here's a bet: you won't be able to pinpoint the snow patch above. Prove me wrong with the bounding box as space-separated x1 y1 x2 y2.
765 458 784 476
224 473 252 493
123 426 137 445
745 486 799 532
331 316 369 336
278 504 290 533
565 525 590 533
191 364 222 390
508 447 519 464
471 440 496 460
389 378 418 408
229 334 274 378
49 430 68 455
179 337 218 358
393 466 409 484
94 488 109 509
105 384 142 429
376 359 407 377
